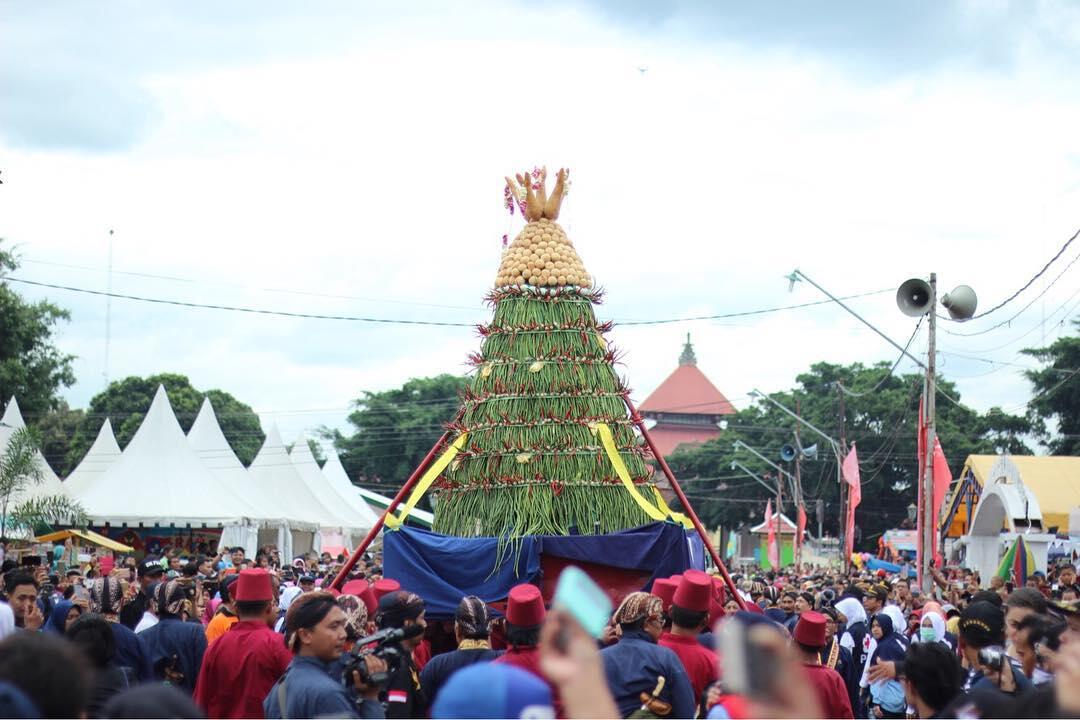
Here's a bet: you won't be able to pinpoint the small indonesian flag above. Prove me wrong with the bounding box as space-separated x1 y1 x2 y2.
387 690 408 704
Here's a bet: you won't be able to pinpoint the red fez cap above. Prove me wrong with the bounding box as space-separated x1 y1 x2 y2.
793 611 828 649
673 571 711 613
708 577 727 626
344 579 378 616
652 578 678 614
373 578 400 601
234 569 273 602
506 583 546 627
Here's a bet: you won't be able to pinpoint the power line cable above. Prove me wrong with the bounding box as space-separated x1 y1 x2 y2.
958 226 1080 321
5 276 892 328
836 317 923 398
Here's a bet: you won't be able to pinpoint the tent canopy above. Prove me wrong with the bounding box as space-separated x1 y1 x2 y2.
187 398 297 530
73 386 259 527
249 425 348 530
1 396 68 504
64 418 122 496
35 528 134 553
318 449 380 531
357 486 433 527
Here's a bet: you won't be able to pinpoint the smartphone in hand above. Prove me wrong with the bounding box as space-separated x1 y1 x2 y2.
551 566 613 640
719 618 782 699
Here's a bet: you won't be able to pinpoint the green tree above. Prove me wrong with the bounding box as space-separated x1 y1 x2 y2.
286 438 326 464
0 241 76 419
66 374 265 468
34 401 85 477
666 361 1033 550
322 374 468 492
1023 320 1080 455
0 427 87 538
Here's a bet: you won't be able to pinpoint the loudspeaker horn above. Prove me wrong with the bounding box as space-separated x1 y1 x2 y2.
780 444 797 462
896 278 933 317
941 285 977 321
802 443 818 461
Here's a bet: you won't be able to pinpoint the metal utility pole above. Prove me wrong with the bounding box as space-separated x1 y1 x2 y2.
921 273 938 596
837 382 848 568
794 399 803 567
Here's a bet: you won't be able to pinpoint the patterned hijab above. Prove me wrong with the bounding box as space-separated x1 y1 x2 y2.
613 592 663 626
89 576 124 618
337 594 368 641
155 580 190 619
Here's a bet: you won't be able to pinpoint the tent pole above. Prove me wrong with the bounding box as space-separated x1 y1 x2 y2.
624 396 746 610
329 422 458 591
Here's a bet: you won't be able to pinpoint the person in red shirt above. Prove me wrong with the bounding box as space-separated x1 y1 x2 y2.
793 611 854 720
194 569 292 719
652 577 678 643
659 570 720 708
492 583 546 680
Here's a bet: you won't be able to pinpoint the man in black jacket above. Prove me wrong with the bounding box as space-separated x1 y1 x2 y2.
119 558 164 630
419 595 501 706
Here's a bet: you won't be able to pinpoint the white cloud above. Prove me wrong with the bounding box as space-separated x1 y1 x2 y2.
2 1 1079 445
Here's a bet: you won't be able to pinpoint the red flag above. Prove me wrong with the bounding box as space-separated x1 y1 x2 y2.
765 500 779 568
932 437 952 565
797 504 807 546
842 444 860 559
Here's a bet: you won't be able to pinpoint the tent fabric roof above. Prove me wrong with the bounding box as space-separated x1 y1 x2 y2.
750 513 798 534
187 398 296 529
35 528 134 552
357 486 434 527
960 454 1080 533
64 419 122 496
73 385 256 527
320 450 381 531
288 436 370 533
249 425 349 530
1 396 68 504
639 364 736 417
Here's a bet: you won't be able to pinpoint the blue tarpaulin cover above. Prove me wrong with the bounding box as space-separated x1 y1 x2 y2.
383 522 700 619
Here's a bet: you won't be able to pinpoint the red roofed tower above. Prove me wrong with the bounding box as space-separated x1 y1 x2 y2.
639 334 736 458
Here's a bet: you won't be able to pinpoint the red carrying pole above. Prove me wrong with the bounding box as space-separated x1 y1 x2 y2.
625 398 747 610
329 425 456 591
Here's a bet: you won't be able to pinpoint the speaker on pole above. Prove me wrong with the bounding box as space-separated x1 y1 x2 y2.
780 444 797 462
941 285 977 320
897 278 933 317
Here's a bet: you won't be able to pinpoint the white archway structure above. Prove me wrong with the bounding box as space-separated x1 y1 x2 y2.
958 456 1055 582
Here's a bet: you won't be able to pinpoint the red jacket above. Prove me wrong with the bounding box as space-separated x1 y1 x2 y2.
802 663 854 720
194 620 292 719
659 632 719 704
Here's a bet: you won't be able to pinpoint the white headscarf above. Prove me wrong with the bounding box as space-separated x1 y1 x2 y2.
882 605 906 635
919 610 947 644
0 602 14 641
278 585 303 612
835 597 867 626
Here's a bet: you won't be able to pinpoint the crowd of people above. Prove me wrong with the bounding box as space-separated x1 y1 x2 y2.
3 541 1080 719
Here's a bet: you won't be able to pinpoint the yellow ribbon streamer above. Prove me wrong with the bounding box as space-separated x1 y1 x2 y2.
384 433 469 529
652 487 693 529
590 422 667 522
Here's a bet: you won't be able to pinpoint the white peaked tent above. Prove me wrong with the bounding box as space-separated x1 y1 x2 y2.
186 397 300 558
321 450 381 530
75 386 260 527
64 418 122 496
248 425 349 556
289 435 366 550
1 396 68 504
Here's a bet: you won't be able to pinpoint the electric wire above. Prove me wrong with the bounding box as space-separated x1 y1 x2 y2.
836 317 924 398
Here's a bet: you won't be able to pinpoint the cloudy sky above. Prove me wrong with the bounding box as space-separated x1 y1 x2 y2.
2 0 1079 446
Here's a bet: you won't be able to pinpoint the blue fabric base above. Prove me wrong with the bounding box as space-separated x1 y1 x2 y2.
384 521 702 619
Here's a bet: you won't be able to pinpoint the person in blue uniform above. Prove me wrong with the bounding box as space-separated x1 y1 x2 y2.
139 580 207 694
600 591 695 719
420 595 502 706
263 591 385 719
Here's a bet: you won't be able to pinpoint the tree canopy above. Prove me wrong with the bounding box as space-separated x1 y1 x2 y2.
0 241 76 421
1023 320 1080 455
665 360 1033 551
322 374 468 493
65 374 265 469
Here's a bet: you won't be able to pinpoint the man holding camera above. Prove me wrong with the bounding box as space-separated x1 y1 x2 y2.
195 569 292 718
958 601 1033 696
375 590 429 719
264 591 386 719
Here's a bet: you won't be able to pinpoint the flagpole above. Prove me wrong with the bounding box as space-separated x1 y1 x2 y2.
921 274 938 596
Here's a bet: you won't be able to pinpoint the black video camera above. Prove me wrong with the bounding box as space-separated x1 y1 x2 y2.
341 627 406 689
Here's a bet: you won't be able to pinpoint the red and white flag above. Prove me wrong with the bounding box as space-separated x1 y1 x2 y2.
765 499 779 568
